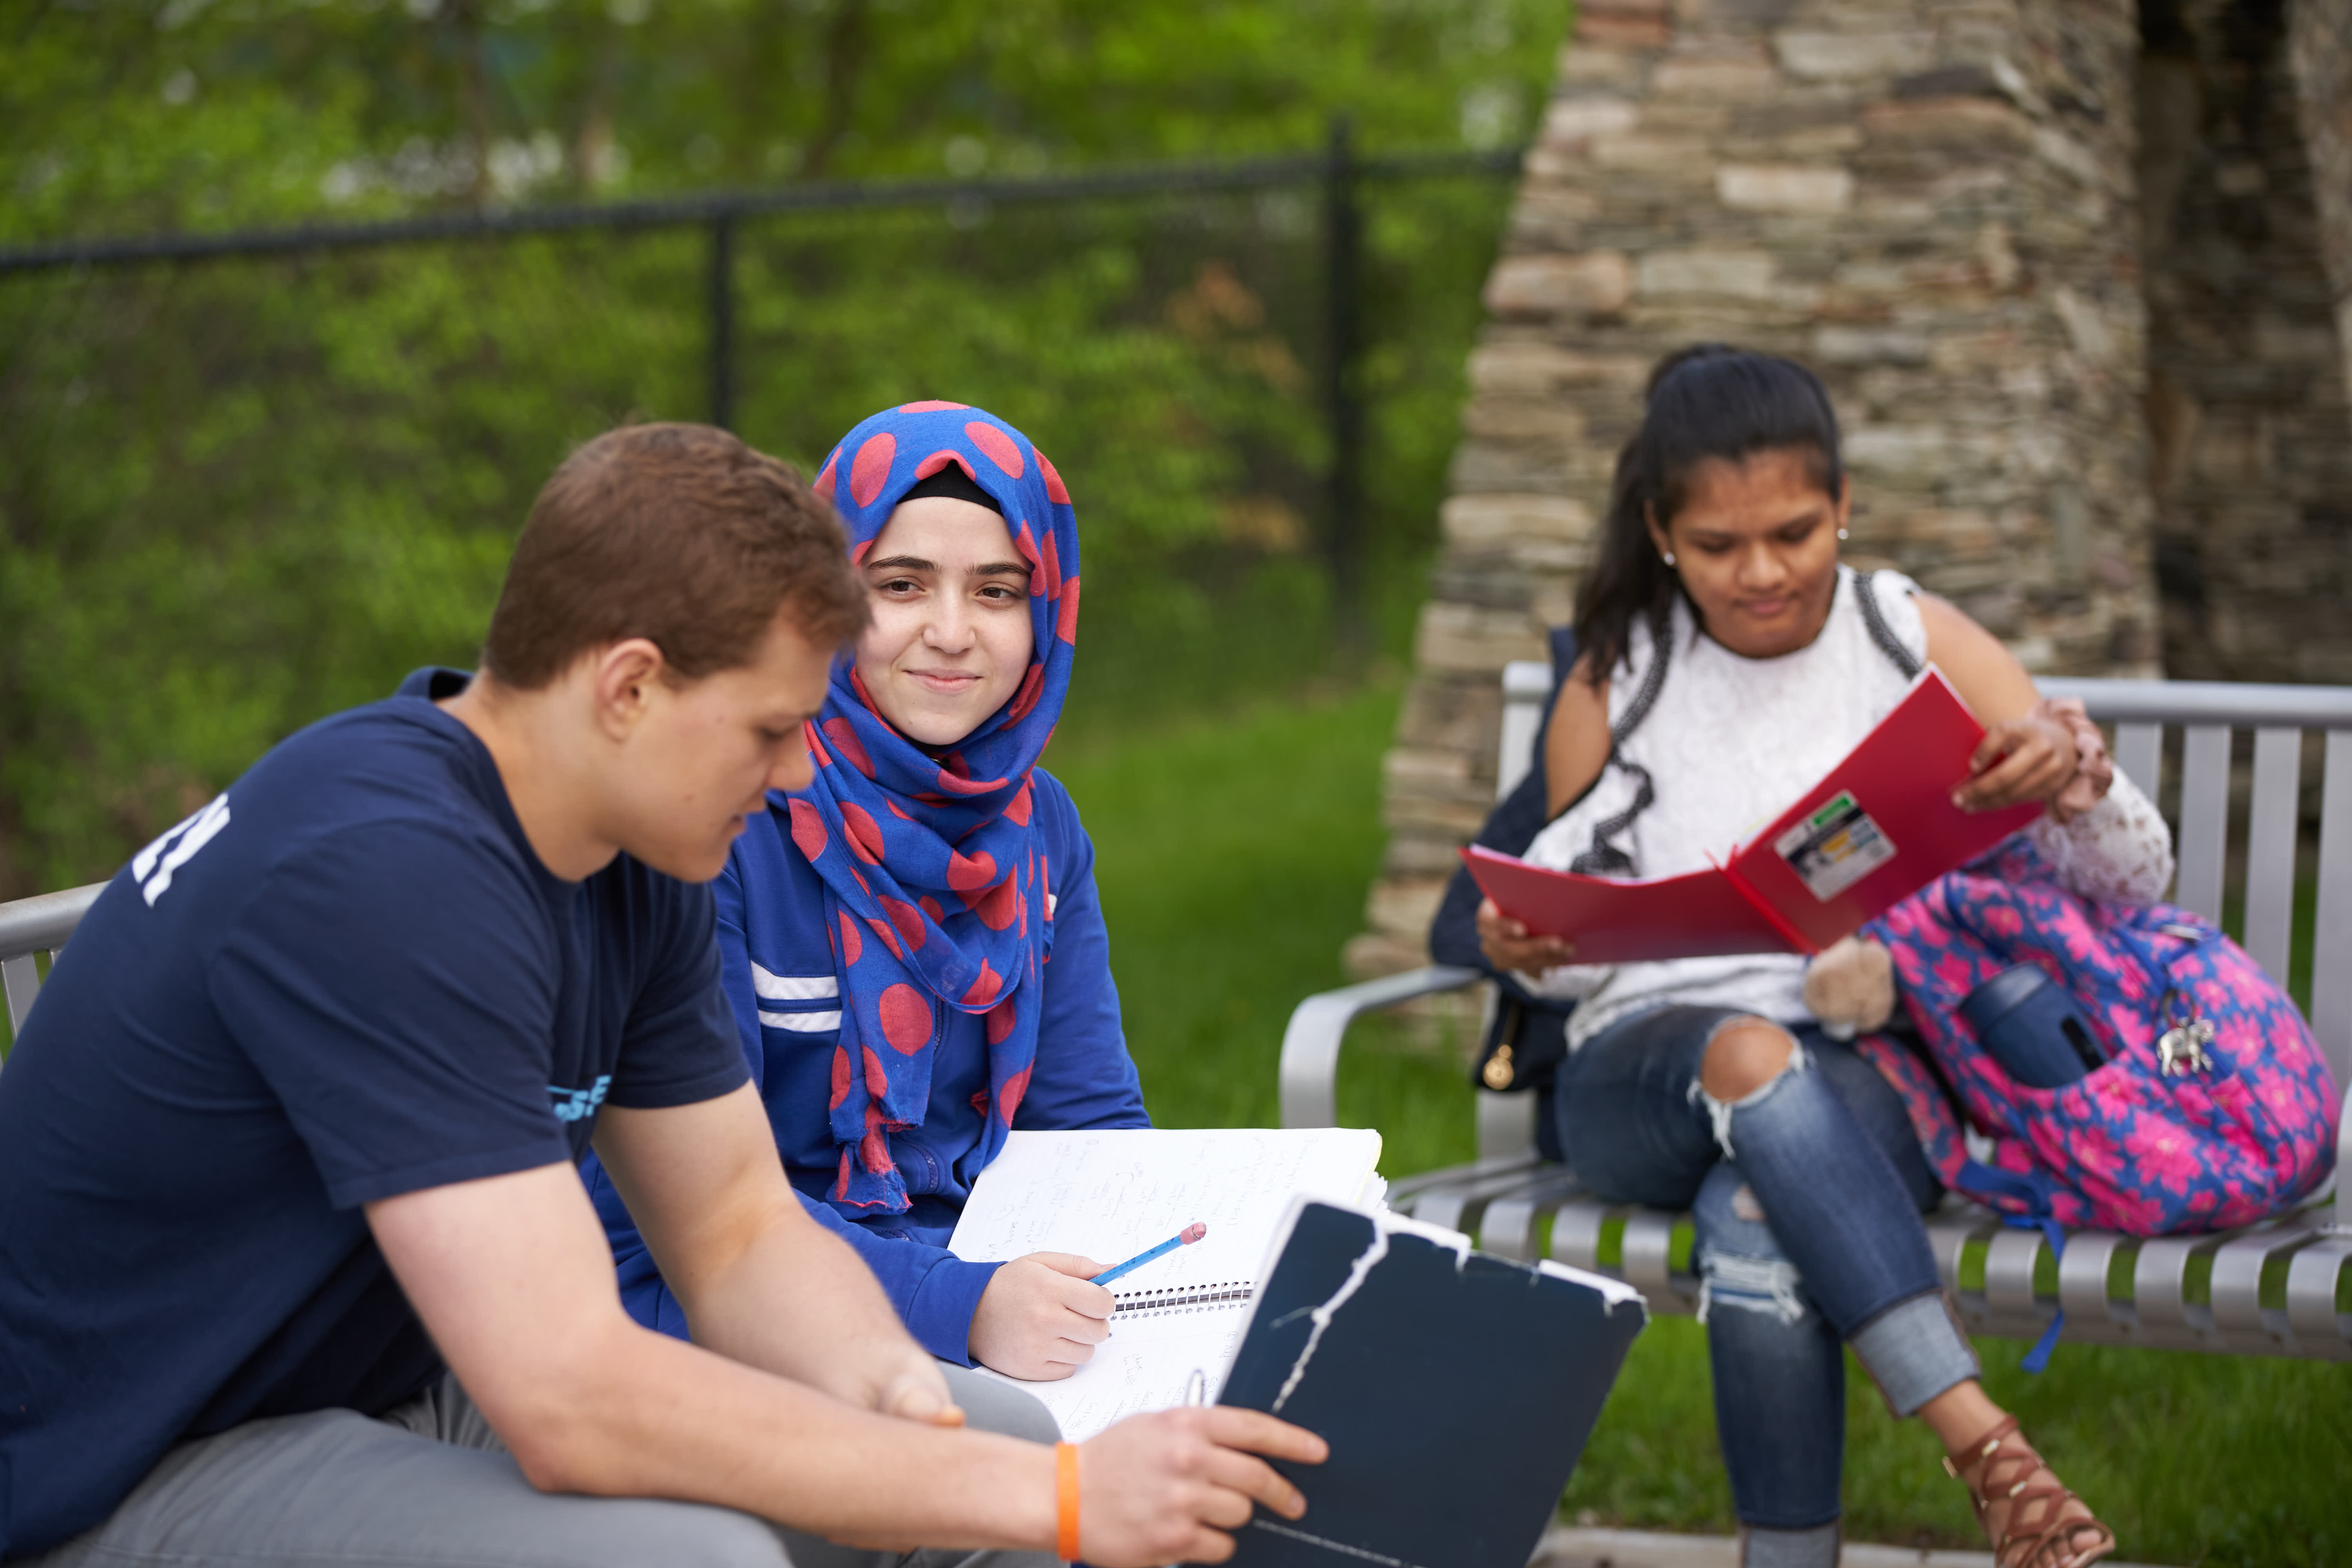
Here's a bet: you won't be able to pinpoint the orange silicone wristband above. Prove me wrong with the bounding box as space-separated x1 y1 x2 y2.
1055 1441 1081 1562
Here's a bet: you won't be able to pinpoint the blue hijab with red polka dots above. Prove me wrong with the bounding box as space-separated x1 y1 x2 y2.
793 401 1079 1215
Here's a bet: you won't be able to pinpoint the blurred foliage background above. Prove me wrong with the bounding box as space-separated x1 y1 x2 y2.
0 0 1563 897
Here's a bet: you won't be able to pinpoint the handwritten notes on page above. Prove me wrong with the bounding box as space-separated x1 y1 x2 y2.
951 1128 1385 1441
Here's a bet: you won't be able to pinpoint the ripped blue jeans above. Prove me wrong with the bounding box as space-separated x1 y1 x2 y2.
1555 1005 1978 1533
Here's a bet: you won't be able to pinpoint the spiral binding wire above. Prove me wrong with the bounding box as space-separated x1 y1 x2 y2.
1111 1281 1254 1316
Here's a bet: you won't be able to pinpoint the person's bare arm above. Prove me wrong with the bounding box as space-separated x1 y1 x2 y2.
1542 655 1613 820
367 1086 1325 1561
1475 657 1614 973
1916 593 2078 812
591 1084 955 1415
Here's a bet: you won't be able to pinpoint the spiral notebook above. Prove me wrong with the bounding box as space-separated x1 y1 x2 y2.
947 1127 1386 1439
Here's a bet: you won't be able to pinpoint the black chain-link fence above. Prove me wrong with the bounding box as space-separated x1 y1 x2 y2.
0 129 1520 895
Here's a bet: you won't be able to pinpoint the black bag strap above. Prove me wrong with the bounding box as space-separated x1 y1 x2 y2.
1854 568 1924 680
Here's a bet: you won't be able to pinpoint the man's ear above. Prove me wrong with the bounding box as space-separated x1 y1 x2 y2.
588 639 669 742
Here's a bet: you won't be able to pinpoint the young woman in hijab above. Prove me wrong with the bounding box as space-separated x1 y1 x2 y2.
590 401 1146 1387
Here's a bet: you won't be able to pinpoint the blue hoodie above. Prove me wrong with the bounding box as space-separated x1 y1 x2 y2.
585 769 1147 1362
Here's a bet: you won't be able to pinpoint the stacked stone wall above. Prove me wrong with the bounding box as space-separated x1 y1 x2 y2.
2143 0 2352 683
1355 0 2161 976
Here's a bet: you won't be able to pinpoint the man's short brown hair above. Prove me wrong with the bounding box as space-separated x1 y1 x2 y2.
484 423 867 689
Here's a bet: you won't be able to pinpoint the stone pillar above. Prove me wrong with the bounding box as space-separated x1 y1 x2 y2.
2289 0 2352 414
2143 0 2352 682
1350 0 2160 978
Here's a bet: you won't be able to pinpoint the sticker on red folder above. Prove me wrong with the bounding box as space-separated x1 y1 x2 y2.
1773 789 1896 902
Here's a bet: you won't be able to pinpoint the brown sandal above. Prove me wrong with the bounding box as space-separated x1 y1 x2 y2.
1943 1416 2116 1568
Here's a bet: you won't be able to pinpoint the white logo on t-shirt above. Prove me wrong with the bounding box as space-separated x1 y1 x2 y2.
132 794 231 906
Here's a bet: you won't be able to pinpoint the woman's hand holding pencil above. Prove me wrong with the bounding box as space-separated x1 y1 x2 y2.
969 1221 1207 1381
969 1251 1114 1380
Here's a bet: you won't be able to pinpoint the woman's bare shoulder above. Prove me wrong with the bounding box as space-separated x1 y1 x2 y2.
1543 652 1613 816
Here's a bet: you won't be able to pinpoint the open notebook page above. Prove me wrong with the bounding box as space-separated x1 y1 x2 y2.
949 1128 1384 1439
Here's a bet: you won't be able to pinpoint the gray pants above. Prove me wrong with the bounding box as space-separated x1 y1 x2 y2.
21 1365 1062 1568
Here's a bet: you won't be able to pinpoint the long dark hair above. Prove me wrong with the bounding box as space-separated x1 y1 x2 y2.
1572 344 1846 683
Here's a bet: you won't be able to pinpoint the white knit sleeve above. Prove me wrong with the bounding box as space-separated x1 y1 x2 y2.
2023 769 2174 906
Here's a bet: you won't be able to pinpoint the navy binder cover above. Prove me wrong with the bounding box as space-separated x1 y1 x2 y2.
1217 1201 1646 1568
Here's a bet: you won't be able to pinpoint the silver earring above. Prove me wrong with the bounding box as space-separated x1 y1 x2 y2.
1662 551 1677 567
1837 528 1849 541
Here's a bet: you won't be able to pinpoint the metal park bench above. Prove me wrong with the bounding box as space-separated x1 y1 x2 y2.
1 882 102 1051
1282 668 2352 1360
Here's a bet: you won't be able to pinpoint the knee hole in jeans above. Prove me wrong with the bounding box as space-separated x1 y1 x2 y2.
1700 1019 1799 1102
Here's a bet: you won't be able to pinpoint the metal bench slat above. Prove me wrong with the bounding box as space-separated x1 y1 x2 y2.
1477 1171 1589 1262
2056 1229 2130 1334
1619 1209 1686 1310
1405 1160 1561 1236
3 952 41 1040
2312 732 2352 1105
2174 724 2231 922
1982 1228 2047 1318
2243 727 2303 984
2207 1221 2317 1338
1926 1210 1996 1297
2113 720 2163 808
1547 1198 1613 1276
2132 1235 2216 1335
2283 1235 2351 1344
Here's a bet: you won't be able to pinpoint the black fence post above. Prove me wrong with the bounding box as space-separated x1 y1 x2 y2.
1322 113 1366 655
708 212 736 431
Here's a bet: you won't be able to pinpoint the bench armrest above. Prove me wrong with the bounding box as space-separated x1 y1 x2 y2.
1279 965 1484 1129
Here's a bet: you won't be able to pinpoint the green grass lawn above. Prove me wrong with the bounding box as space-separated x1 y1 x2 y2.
1050 676 2352 1568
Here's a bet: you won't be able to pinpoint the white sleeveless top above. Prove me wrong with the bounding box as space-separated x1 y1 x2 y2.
1523 566 1926 1048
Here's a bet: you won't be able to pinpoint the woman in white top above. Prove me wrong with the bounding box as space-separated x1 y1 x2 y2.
1479 347 2158 1568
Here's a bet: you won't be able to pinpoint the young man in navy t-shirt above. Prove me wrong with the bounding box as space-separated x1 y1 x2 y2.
0 423 1322 1568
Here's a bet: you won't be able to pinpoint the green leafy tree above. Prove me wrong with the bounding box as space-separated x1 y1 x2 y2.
0 0 1564 895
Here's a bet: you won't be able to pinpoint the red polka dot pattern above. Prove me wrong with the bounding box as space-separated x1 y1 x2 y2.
1056 577 1081 645
878 895 927 953
914 450 975 482
1037 447 1070 504
850 432 896 507
946 850 996 891
841 802 886 864
996 1065 1032 1127
788 798 828 862
878 984 933 1053
898 399 970 412
966 421 1025 477
837 911 864 967
1006 664 1045 724
821 718 873 779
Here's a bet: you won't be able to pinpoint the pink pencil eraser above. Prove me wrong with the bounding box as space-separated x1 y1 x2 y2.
1179 1221 1207 1245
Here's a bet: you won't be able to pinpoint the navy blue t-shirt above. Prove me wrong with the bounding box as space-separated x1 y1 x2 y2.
0 670 748 1558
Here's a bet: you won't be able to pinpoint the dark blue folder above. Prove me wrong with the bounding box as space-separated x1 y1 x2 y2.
1217 1200 1646 1568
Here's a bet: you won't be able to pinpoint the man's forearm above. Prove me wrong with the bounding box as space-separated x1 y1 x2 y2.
549 1320 1056 1548
673 1201 938 1407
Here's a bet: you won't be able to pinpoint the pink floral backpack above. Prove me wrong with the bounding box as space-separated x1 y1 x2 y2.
1853 833 2339 1241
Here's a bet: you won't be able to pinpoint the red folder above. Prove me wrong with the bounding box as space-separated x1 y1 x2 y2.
1462 668 2045 963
